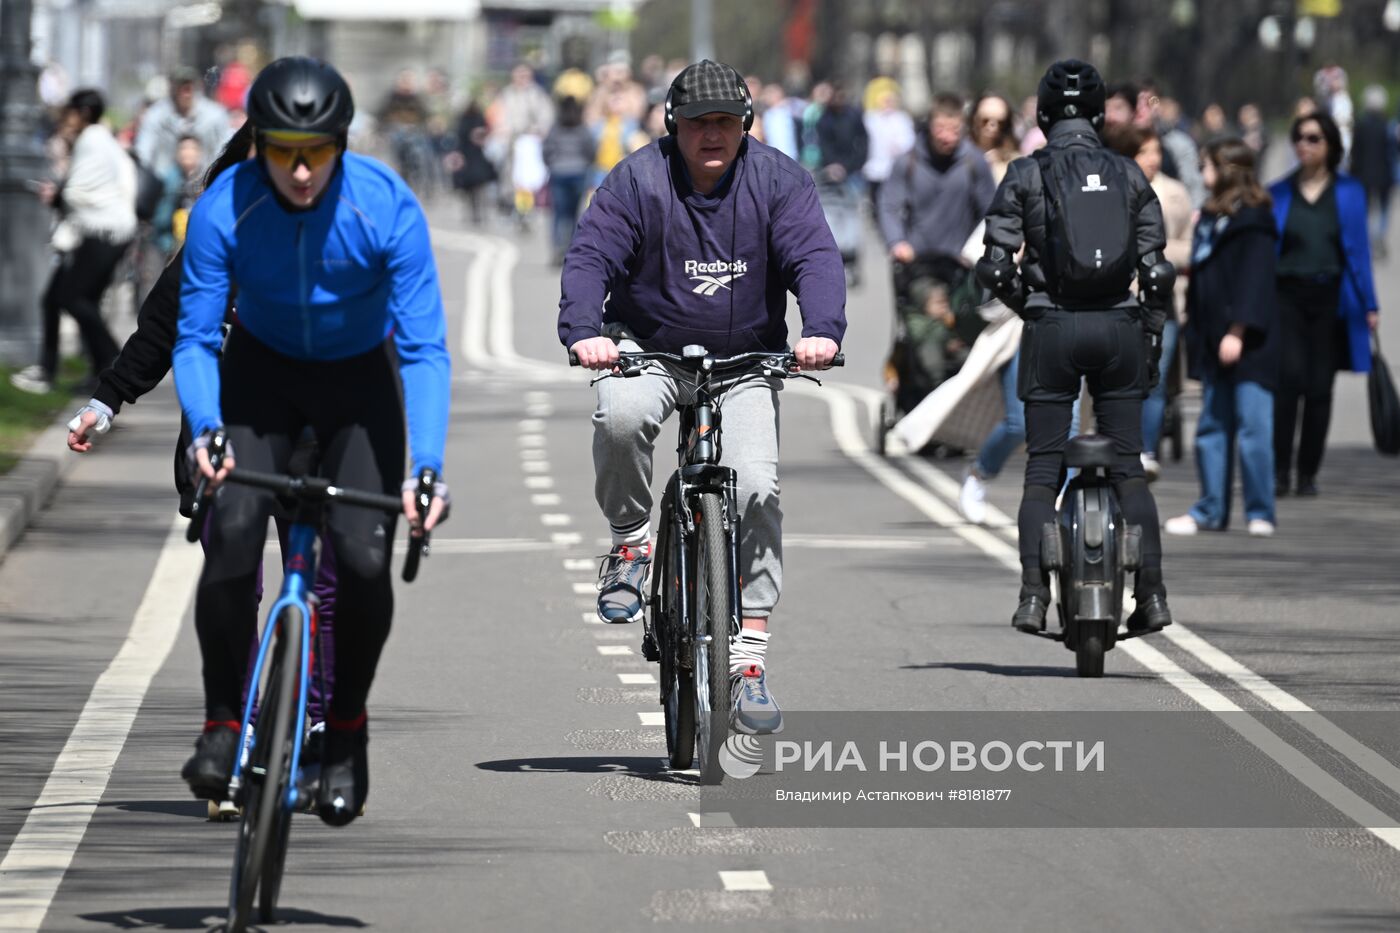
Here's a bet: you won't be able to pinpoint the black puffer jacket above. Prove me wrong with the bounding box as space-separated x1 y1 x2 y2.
983 118 1166 311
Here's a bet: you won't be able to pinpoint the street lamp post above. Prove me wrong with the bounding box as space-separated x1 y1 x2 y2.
0 0 50 367
691 0 714 63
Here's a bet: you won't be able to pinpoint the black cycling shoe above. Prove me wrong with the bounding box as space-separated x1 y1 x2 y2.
1127 594 1173 634
1012 593 1050 634
181 724 239 801
317 717 368 827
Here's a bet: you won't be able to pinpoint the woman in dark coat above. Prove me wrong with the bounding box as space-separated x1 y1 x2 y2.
448 97 497 224
1267 111 1380 497
1166 138 1281 537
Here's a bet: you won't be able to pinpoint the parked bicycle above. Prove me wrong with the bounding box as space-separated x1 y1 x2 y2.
572 346 842 783
186 430 434 932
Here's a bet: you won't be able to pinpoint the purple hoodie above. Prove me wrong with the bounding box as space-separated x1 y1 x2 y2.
558 136 846 355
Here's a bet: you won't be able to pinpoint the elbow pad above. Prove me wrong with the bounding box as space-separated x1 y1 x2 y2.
1137 251 1176 321
976 246 1022 301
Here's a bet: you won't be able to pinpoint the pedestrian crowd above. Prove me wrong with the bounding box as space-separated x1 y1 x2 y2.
12 52 1390 545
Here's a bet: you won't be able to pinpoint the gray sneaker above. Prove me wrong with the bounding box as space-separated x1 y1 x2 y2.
731 665 783 735
596 544 650 624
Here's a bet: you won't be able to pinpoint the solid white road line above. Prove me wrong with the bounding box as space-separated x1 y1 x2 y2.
719 871 773 892
808 383 1400 853
0 517 200 933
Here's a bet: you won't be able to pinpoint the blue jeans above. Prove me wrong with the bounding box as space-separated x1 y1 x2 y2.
1189 377 1276 528
975 349 1081 479
974 349 1026 479
1141 317 1179 457
549 173 588 253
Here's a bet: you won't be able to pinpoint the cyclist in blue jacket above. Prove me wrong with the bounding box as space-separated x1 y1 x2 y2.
173 57 451 825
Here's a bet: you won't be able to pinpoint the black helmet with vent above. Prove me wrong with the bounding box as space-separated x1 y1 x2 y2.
1036 59 1106 132
247 57 354 137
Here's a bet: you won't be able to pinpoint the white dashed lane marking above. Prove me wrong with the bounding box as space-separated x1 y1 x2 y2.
532 493 562 506
596 645 633 656
523 462 550 473
719 871 772 892
637 712 665 726
564 558 594 572
617 673 656 685
525 476 555 490
540 514 573 527
518 434 546 448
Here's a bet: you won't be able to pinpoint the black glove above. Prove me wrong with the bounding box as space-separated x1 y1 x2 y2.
1146 331 1164 390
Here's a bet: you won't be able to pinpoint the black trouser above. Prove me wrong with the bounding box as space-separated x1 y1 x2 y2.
40 236 128 378
198 330 404 723
1015 307 1165 599
1274 277 1342 483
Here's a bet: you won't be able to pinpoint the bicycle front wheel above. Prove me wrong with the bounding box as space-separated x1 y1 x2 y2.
692 492 733 785
228 606 302 933
656 491 695 770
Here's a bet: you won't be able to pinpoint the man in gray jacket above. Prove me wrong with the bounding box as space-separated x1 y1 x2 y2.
135 68 230 177
877 93 996 405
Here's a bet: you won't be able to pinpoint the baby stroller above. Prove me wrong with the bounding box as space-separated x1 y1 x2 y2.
817 177 864 288
877 259 989 454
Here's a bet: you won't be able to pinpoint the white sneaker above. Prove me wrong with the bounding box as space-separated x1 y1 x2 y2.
9 365 52 395
1163 514 1199 536
959 471 988 525
1247 519 1276 537
1140 453 1161 482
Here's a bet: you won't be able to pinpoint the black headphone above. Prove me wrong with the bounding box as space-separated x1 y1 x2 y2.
664 64 754 135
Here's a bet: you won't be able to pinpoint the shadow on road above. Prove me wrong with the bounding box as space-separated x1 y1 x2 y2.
901 661 1154 680
79 905 366 930
476 755 678 777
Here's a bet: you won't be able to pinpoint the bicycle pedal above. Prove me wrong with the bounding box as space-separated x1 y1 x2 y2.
641 632 659 662
207 799 241 822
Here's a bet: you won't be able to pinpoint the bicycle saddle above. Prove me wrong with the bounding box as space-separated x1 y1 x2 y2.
1064 434 1117 469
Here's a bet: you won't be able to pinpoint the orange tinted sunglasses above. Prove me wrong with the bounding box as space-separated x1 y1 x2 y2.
262 140 339 172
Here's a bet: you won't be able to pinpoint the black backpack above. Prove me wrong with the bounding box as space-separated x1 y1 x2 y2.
1032 146 1136 302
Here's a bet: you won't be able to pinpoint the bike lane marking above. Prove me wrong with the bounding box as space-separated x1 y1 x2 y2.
877 392 1400 808
0 516 198 933
801 382 1400 852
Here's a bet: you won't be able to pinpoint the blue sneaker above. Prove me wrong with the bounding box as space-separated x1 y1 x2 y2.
596 544 650 624
731 665 783 735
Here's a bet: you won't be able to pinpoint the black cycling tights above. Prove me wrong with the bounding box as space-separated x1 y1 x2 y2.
197 330 404 723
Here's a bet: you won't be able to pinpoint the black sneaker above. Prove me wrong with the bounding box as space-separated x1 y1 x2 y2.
1275 473 1291 497
1295 476 1319 497
1127 594 1173 634
181 723 239 801
317 716 368 827
1011 592 1049 634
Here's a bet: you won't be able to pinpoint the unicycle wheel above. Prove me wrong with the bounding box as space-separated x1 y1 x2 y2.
1075 622 1107 678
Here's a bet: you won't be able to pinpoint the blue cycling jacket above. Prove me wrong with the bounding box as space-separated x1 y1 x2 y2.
173 153 451 474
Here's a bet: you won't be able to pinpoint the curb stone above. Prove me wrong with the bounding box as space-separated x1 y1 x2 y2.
0 405 82 564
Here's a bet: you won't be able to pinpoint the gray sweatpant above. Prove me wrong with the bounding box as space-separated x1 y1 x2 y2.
592 343 783 618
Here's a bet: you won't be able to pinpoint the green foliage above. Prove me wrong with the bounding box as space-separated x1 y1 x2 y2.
0 358 85 475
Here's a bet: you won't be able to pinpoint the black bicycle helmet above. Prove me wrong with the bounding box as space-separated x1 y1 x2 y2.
1036 59 1106 132
247 56 354 137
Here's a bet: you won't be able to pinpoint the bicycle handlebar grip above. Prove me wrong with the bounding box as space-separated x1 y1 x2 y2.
402 467 435 583
831 353 845 367
185 430 227 543
568 352 579 366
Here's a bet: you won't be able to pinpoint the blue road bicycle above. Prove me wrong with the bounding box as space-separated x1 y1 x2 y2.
187 430 434 933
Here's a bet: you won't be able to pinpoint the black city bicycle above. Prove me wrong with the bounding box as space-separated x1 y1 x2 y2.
187 431 434 932
573 346 841 783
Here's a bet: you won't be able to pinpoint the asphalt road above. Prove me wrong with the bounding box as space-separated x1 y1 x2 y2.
2 195 1400 933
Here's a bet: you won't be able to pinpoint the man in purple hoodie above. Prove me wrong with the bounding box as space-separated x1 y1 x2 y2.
559 59 846 735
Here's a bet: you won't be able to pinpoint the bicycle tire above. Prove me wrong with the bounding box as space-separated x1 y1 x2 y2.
656 494 696 770
227 606 302 933
692 492 733 785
